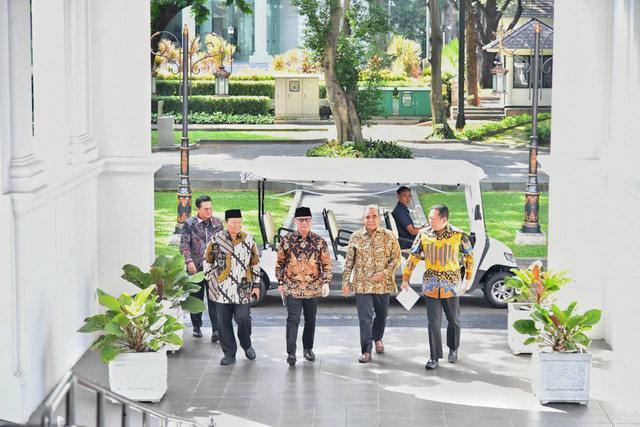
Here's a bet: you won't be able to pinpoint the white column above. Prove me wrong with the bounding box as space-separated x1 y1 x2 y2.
249 0 272 63
67 0 97 163
548 0 613 334
182 6 196 37
0 0 45 193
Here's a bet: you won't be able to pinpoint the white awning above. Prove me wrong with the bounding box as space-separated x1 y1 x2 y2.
240 156 486 186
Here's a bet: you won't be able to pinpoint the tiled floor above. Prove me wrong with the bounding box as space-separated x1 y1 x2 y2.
30 324 640 427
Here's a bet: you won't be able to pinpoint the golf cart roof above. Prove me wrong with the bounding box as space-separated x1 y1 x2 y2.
241 156 486 186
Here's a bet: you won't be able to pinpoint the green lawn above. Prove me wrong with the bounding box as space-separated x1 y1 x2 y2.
155 190 294 256
151 130 294 146
418 191 548 258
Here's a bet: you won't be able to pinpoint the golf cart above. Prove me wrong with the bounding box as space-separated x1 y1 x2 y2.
241 156 517 308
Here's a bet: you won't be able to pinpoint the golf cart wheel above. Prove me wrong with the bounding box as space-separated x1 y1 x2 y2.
251 271 269 307
483 272 514 309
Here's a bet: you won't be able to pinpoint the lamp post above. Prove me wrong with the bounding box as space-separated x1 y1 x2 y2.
227 25 235 75
151 27 227 235
388 0 395 27
515 19 545 245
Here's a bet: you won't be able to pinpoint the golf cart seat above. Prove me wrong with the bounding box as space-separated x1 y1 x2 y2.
322 208 353 260
383 211 414 256
259 211 293 250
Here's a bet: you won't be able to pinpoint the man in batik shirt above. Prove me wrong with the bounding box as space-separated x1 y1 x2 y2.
401 204 474 370
342 205 401 363
204 209 261 366
179 195 223 341
276 206 332 366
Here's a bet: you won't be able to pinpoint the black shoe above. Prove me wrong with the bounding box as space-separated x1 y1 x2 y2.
193 327 202 338
303 348 315 361
287 353 296 366
244 347 256 360
220 355 236 365
448 349 458 363
425 359 439 370
211 330 220 343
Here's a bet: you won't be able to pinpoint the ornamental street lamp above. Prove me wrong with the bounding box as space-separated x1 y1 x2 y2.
151 27 227 235
215 65 230 96
515 19 547 245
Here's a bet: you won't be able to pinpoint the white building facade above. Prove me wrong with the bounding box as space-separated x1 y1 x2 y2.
0 0 156 422
549 0 640 406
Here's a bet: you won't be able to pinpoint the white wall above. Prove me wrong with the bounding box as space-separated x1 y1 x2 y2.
549 0 640 407
0 0 156 423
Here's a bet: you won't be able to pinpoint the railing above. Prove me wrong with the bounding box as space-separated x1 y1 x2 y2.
41 371 212 427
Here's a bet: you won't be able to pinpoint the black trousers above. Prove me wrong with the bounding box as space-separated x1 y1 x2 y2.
189 278 218 332
216 302 252 358
285 296 318 354
425 296 460 360
355 293 390 354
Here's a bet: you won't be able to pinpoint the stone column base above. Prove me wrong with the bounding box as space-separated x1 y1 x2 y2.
515 230 547 245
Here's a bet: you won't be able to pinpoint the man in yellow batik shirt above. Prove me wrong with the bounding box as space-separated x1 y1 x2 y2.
343 205 401 363
401 204 473 370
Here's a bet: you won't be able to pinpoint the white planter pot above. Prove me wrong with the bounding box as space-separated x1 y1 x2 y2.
507 303 538 354
532 349 592 405
161 301 185 352
108 347 168 402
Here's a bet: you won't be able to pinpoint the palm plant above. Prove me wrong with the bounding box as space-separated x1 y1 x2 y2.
387 35 422 77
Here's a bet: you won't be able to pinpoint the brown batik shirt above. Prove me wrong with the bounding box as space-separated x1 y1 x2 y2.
275 231 332 298
342 226 401 294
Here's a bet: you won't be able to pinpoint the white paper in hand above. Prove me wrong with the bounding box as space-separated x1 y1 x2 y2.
396 286 420 311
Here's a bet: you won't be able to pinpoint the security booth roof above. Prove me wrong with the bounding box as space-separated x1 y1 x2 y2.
484 18 554 54
240 156 486 186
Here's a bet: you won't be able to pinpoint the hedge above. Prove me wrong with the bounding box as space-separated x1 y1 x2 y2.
155 80 276 97
152 95 270 116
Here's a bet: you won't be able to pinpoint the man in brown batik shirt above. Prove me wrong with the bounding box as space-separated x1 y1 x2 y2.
276 207 332 366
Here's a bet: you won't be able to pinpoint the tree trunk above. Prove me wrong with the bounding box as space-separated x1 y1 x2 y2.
323 0 362 142
428 0 454 139
465 0 479 106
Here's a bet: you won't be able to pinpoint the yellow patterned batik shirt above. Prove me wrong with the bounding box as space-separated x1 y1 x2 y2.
342 226 401 294
403 224 474 299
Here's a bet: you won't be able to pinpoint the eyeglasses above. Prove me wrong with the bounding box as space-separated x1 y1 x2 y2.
295 217 312 223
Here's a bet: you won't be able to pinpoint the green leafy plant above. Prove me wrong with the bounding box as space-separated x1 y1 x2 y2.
461 113 551 141
524 121 551 146
513 302 601 352
121 255 206 314
505 260 572 305
306 139 413 158
387 35 422 77
78 285 184 363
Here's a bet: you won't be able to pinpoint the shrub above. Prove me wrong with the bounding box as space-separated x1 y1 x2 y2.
306 139 413 158
152 112 274 125
387 35 422 77
524 121 551 146
461 113 551 141
152 95 270 116
270 48 321 74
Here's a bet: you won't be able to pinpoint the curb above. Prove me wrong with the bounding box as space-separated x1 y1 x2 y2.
196 138 327 145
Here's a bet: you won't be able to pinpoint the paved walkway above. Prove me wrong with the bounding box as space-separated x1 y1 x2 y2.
30 326 640 426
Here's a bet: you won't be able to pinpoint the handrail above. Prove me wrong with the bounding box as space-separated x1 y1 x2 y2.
41 371 211 427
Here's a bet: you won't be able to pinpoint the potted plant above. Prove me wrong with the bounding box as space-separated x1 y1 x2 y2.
504 261 571 354
121 255 206 351
513 301 602 404
78 285 184 401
